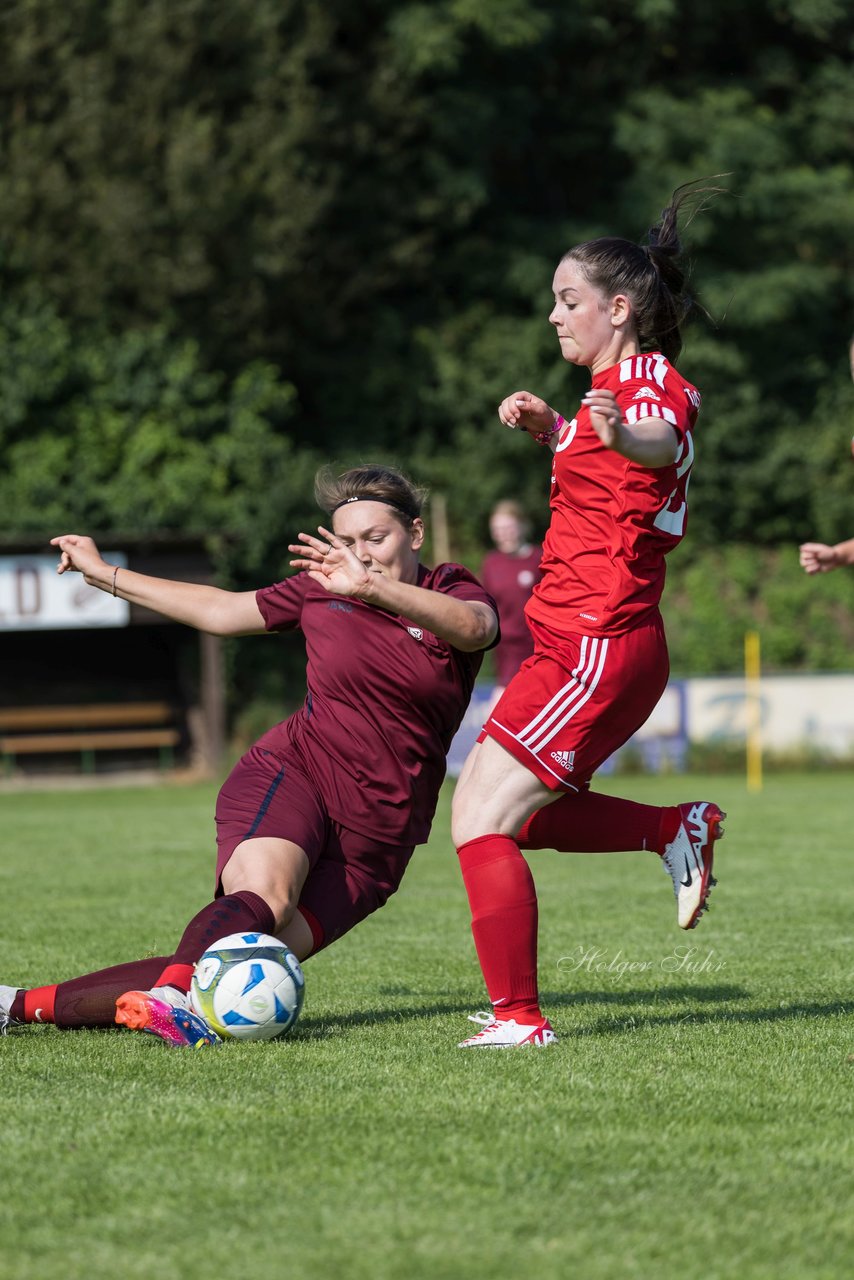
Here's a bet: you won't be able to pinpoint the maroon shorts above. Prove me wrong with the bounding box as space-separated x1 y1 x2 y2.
481 613 669 791
214 743 414 952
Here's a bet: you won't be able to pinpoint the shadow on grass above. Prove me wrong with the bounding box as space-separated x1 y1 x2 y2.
297 988 853 1039
297 1000 474 1037
544 984 748 1006
538 989 854 1035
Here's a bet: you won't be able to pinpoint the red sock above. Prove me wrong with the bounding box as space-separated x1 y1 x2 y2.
457 834 542 1023
155 890 276 993
17 985 57 1025
11 957 168 1029
518 791 680 856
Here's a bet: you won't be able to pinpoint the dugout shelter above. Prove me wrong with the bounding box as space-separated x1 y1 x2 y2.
0 537 225 779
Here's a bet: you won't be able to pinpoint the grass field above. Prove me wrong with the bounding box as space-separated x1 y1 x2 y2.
0 772 851 1280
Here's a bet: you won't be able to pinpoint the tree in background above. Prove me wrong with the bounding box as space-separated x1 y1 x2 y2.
1 0 852 679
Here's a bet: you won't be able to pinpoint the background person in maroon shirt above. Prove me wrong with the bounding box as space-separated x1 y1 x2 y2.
1 465 498 1047
480 500 542 689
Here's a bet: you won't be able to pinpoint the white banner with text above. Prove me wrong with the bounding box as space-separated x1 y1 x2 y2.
0 554 130 630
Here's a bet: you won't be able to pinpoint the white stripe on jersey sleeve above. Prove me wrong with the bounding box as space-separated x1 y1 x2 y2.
624 401 677 426
619 354 668 387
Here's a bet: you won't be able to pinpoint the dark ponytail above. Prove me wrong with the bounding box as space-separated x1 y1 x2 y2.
563 180 725 364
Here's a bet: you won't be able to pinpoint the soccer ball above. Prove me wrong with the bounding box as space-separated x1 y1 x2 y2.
190 932 305 1041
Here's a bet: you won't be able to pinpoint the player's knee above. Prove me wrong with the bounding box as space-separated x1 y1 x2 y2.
221 869 303 931
222 838 309 930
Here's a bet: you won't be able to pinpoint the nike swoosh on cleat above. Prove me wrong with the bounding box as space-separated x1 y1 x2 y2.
680 871 693 888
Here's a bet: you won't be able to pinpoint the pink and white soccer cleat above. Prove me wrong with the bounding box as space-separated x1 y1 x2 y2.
116 989 220 1048
662 801 725 929
458 1012 557 1048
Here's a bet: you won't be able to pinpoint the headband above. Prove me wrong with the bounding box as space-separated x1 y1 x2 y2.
330 495 419 522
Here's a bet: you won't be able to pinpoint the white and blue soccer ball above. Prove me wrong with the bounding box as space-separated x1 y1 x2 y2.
190 932 305 1041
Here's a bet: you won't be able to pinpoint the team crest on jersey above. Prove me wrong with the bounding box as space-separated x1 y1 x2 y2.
407 626 423 641
551 750 575 771
632 386 661 402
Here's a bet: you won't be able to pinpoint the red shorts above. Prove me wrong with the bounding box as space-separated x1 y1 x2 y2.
481 613 669 791
214 743 414 952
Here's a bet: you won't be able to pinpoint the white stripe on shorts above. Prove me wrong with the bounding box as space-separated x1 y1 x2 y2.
516 635 610 753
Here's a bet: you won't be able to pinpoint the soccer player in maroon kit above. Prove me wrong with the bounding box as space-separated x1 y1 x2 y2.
480 501 543 689
0 465 498 1046
452 189 726 1048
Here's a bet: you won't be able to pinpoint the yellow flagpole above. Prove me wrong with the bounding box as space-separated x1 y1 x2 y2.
744 630 762 792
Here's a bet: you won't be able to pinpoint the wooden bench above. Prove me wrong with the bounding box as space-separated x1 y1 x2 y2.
0 703 180 774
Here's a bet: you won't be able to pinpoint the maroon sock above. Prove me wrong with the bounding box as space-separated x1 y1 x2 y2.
155 890 276 993
11 957 169 1029
457 834 541 1023
10 893 277 1030
518 790 680 856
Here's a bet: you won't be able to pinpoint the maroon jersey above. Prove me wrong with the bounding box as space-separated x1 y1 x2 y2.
480 546 542 684
526 352 700 638
255 563 496 845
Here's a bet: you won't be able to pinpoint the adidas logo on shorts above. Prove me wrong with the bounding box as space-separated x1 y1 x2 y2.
550 750 575 771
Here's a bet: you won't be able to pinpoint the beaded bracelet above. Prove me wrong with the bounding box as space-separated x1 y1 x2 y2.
530 414 565 445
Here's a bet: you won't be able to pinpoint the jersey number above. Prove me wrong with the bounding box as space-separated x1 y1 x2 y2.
653 430 694 537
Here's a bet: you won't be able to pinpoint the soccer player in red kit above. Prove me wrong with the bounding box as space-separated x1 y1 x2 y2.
452 188 726 1048
480 501 543 688
0 465 498 1046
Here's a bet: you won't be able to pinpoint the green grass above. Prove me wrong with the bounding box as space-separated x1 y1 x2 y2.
0 773 852 1280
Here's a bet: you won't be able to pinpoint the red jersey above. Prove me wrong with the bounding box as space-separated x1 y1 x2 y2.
526 352 700 638
255 563 496 845
480 546 542 684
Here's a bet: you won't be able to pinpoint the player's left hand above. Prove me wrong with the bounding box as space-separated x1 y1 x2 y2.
582 388 625 451
288 527 373 597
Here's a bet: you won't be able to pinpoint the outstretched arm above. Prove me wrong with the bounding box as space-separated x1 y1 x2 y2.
581 389 678 467
289 530 498 653
799 539 854 575
51 535 266 635
496 388 678 466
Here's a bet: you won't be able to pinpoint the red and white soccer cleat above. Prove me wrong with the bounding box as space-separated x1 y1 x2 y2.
662 800 725 929
457 1012 557 1049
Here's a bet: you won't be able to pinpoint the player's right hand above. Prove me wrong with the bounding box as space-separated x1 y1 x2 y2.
497 391 558 435
288 528 373 598
50 534 106 579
